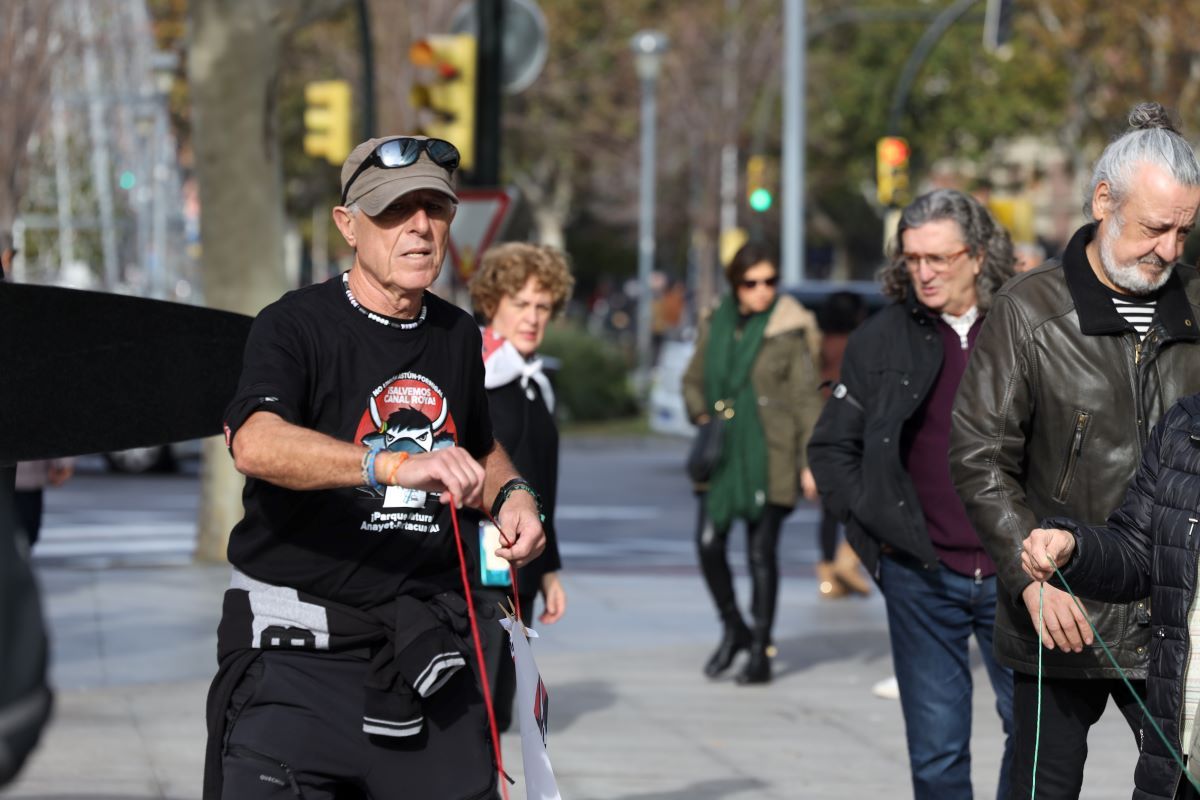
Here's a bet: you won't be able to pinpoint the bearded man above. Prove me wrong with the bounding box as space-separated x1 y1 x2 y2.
952 102 1200 799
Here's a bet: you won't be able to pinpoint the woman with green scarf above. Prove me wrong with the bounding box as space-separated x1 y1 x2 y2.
682 242 824 684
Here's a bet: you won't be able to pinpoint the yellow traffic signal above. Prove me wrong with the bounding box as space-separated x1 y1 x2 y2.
876 136 911 207
304 80 353 165
410 34 477 172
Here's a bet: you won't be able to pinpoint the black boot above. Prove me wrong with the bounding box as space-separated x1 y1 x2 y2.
696 497 749 678
736 507 783 686
704 620 752 678
735 638 772 685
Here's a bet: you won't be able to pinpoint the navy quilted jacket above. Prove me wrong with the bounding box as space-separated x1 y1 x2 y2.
1052 393 1200 800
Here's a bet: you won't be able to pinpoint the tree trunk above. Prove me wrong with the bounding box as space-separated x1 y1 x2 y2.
515 158 573 251
0 1 62 248
187 0 346 563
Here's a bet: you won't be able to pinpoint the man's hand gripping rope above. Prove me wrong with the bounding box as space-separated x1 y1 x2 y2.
1019 539 1200 795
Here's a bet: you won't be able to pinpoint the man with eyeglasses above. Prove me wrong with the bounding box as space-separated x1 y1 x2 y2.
202 135 545 800
952 102 1200 799
808 188 1017 799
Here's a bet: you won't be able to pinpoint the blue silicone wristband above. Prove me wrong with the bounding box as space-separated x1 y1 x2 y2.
366 447 385 494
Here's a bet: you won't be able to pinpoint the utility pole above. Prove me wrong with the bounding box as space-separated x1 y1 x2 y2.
717 0 740 266
782 0 805 285
886 0 981 136
355 0 376 139
631 30 668 386
474 0 503 185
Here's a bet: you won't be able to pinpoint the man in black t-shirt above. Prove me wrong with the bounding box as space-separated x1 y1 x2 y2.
203 135 544 800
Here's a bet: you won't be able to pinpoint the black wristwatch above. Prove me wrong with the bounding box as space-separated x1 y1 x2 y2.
490 478 543 520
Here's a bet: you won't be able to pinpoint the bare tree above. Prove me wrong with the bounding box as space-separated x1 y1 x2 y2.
1029 1 1200 242
0 1 69 244
188 0 349 561
502 0 782 301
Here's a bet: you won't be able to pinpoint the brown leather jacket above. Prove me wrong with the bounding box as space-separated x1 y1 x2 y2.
951 224 1200 679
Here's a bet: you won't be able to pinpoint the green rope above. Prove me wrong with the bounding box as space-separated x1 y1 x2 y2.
1038 555 1200 794
1032 582 1043 798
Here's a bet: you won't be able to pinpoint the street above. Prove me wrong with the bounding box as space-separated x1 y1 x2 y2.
34 436 824 575
10 434 1137 799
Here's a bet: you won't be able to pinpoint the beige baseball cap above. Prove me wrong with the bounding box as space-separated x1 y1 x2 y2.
339 135 458 216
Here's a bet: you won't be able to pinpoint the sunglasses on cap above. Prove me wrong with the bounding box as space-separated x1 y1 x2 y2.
340 137 461 206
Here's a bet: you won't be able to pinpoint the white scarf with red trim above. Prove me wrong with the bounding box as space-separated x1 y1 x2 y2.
481 327 555 413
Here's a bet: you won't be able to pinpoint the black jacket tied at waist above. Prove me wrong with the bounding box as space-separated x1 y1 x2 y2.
203 570 471 799
360 592 470 733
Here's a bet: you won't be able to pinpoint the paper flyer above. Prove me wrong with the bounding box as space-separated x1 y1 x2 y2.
499 616 562 800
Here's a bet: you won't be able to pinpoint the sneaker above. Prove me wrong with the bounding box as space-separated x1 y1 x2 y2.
872 675 900 700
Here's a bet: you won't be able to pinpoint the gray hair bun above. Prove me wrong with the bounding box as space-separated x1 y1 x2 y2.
1128 102 1179 134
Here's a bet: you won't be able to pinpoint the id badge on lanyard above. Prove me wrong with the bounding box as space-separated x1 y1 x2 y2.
479 521 512 586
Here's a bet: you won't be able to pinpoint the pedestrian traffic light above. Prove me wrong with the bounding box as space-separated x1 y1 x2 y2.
984 0 1014 53
746 155 773 213
304 80 353 166
410 34 476 172
876 136 911 207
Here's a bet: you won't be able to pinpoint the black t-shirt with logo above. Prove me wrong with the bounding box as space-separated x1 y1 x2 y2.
223 276 493 609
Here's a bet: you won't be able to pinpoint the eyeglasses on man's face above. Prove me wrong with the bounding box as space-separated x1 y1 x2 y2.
902 247 970 272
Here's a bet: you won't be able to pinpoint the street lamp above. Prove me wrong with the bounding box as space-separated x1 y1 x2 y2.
630 29 668 390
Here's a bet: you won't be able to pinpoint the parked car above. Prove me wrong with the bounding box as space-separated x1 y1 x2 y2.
648 281 887 437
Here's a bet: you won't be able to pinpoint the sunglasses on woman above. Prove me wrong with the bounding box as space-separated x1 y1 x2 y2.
740 276 779 289
340 137 461 206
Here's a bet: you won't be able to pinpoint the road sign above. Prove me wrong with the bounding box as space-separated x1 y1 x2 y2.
448 187 517 281
450 0 549 94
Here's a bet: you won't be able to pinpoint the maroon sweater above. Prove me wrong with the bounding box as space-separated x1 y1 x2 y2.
903 316 996 579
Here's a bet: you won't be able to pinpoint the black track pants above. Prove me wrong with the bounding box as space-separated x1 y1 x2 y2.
220 650 498 800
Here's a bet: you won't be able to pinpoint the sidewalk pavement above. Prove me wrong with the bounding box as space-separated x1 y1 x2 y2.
5 564 1137 800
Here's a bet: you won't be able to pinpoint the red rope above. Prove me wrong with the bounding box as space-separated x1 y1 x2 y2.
449 499 512 800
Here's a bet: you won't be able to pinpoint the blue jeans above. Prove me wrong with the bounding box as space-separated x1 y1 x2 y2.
880 554 1015 800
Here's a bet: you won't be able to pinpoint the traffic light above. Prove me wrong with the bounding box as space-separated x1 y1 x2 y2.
410 34 477 172
876 136 911 207
746 155 773 213
984 0 1014 52
304 80 353 165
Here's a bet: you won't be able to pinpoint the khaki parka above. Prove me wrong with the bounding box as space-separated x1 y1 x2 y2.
682 294 823 509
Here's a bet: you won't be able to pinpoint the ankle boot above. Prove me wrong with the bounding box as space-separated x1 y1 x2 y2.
735 639 772 685
816 561 847 599
704 621 752 678
833 541 871 596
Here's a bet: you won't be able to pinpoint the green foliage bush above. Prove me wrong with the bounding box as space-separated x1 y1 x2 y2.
540 324 638 422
